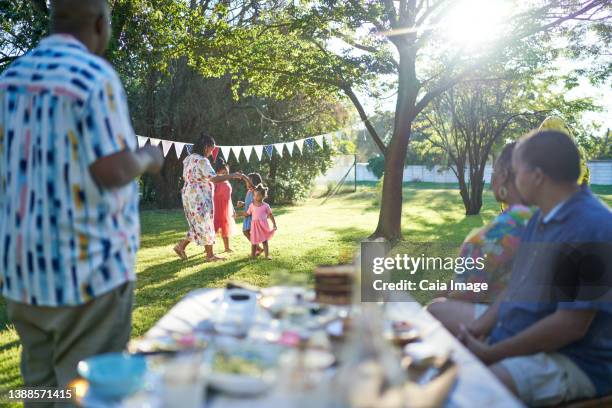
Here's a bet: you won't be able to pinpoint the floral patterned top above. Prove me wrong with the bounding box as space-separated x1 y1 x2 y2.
450 204 533 303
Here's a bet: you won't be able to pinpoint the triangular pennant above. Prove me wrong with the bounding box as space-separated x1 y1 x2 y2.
324 134 334 146
185 144 194 155
273 143 285 157
220 146 231 161
264 145 274 159
285 141 294 156
295 139 304 153
137 135 148 148
305 138 315 150
174 142 185 159
161 140 174 157
148 138 161 147
242 145 253 161
212 146 220 161
314 135 324 148
231 146 243 161
254 145 263 161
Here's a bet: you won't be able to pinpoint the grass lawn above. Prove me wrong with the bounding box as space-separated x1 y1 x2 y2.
1 183 611 396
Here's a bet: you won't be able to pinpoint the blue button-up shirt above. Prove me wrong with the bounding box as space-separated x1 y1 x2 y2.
0 34 139 307
490 186 612 396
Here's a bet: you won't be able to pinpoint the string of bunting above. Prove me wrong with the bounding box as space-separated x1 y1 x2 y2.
135 132 339 162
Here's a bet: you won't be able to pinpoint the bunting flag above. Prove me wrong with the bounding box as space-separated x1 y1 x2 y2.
273 143 285 157
137 136 148 148
220 146 231 161
254 145 263 161
174 142 185 159
325 134 334 146
286 141 295 156
231 146 243 161
314 135 324 148
212 146 220 161
264 145 274 159
243 145 254 161
161 140 174 157
294 139 304 154
148 138 161 147
185 144 194 155
305 138 315 150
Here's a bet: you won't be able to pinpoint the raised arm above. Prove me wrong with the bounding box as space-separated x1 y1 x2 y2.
211 172 242 183
241 174 254 189
90 145 163 188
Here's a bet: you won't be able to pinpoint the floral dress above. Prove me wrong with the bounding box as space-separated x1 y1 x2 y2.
451 204 533 303
181 154 216 246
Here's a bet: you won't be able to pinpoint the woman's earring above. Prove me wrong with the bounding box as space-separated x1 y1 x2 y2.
499 186 508 201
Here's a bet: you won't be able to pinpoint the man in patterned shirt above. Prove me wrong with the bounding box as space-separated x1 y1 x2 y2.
0 0 163 396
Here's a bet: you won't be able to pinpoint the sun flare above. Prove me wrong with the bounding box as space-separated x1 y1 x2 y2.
443 0 510 48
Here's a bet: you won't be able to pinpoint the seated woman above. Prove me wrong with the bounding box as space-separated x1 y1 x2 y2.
427 142 532 335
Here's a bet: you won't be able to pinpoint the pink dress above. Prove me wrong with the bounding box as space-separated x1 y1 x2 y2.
247 203 274 245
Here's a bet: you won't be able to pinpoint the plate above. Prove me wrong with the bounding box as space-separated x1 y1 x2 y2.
207 342 282 397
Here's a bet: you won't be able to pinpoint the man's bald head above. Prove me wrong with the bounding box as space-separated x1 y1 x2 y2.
50 0 111 55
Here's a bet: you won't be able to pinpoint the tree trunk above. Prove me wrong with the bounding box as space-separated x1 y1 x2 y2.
465 163 486 215
370 47 419 241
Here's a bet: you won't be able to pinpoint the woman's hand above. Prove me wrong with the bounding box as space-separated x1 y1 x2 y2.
273 224 278 230
236 201 245 208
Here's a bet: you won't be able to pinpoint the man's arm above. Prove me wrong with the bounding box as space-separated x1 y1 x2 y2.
89 145 163 189
463 289 506 340
462 308 596 365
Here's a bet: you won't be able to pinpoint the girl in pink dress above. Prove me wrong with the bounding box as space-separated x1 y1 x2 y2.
213 160 236 253
245 184 277 260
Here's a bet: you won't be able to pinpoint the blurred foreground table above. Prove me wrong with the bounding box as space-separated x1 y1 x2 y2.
147 288 524 408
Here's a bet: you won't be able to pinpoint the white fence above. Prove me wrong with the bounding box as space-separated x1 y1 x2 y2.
355 161 612 185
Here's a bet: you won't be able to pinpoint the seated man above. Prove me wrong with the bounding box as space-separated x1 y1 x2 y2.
459 129 612 407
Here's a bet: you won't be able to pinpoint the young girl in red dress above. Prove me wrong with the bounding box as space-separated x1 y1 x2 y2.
213 160 236 252
245 184 277 259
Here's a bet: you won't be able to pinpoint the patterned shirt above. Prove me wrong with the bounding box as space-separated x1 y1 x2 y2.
451 204 533 303
0 34 140 307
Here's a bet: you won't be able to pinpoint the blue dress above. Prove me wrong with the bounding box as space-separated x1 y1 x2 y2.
243 190 253 231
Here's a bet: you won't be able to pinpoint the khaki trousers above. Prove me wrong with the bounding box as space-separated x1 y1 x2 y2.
6 281 134 408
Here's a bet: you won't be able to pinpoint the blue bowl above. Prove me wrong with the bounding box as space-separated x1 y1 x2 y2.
78 353 147 400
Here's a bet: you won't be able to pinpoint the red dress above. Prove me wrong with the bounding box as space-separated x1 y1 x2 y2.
213 181 235 237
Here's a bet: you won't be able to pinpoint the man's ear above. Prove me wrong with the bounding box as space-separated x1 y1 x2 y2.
499 168 510 184
94 14 105 36
533 167 545 186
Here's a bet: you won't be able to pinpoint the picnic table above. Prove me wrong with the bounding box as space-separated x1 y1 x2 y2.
147 288 524 408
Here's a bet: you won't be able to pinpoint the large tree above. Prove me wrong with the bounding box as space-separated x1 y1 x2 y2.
205 0 610 240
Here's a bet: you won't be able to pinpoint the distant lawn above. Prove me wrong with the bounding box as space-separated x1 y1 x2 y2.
1 183 611 396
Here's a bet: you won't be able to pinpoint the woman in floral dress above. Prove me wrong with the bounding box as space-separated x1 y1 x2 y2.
174 135 242 262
